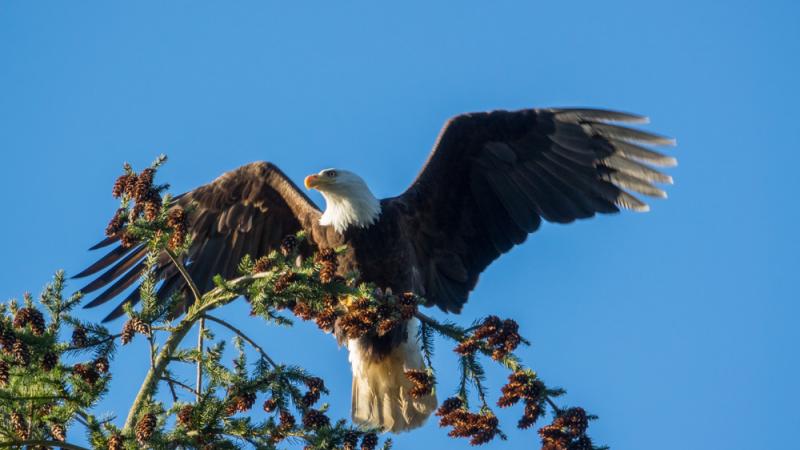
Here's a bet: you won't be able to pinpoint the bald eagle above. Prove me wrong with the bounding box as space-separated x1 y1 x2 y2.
75 107 675 432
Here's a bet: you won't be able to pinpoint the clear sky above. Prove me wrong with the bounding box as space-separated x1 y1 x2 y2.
1 1 798 449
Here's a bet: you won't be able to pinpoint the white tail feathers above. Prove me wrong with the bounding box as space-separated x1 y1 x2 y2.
348 319 437 433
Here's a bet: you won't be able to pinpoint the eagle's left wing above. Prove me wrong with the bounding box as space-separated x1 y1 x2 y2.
387 108 676 313
74 162 321 321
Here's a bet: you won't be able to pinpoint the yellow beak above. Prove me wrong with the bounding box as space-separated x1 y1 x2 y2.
304 174 319 189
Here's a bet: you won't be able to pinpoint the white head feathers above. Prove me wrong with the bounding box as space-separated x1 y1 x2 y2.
306 169 381 234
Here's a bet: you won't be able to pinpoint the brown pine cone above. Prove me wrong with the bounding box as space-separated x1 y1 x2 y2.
12 308 30 330
314 306 337 332
107 433 124 450
71 326 88 347
278 409 296 430
262 398 277 413
360 432 378 450
12 340 29 365
74 363 100 385
292 301 315 320
0 360 9 386
342 430 359 450
280 235 298 256
143 199 160 222
10 411 28 439
112 174 130 198
568 435 593 450
274 271 297 294
0 326 15 353
252 255 273 274
105 209 127 237
135 412 157 443
302 409 330 429
133 168 155 203
130 317 151 336
94 356 110 374
50 423 66 441
319 263 337 284
562 407 588 437
177 405 193 427
454 337 480 356
121 320 135 345
405 369 434 398
42 351 59 372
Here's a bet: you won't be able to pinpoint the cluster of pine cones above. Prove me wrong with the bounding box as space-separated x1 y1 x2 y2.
13 307 46 336
108 165 189 250
538 407 593 450
337 291 419 339
435 397 501 445
342 431 379 450
404 369 435 398
454 315 522 361
497 370 546 429
224 390 257 416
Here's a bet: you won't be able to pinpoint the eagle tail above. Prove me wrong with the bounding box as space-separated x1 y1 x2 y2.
348 319 437 433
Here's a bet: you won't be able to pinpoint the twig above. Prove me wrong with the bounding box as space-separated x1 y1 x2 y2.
165 248 202 303
161 376 198 397
203 314 278 368
545 396 562 415
196 317 205 402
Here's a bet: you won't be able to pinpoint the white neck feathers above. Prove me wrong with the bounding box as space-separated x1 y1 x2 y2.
319 189 381 234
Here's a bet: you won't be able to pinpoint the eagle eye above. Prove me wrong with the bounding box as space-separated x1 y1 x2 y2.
326 170 338 178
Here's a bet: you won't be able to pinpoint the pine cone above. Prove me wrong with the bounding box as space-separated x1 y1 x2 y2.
0 326 15 353
42 351 59 372
280 235 297 256
107 433 124 450
121 320 135 345
405 370 434 398
112 174 130 198
143 199 160 222
12 340 29 365
130 317 151 336
292 301 315 320
105 209 127 237
252 255 273 274
0 360 9 386
94 356 110 374
133 168 155 203
177 405 193 427
71 326 88 347
135 412 157 443
274 271 297 294
74 363 100 385
278 409 296 430
10 411 28 439
262 398 277 413
360 432 378 450
342 430 359 450
302 409 330 429
50 423 66 441
314 306 337 332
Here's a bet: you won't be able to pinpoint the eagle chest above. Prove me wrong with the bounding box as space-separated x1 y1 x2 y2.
336 215 415 292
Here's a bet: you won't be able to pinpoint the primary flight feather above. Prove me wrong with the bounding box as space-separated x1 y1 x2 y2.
75 107 676 432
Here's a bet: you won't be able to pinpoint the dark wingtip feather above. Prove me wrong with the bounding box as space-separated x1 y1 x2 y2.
89 236 119 251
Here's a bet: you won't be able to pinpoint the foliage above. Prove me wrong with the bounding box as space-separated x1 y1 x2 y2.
0 157 606 450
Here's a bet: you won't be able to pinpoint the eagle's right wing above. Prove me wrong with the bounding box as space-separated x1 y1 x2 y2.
75 162 321 321
390 108 676 313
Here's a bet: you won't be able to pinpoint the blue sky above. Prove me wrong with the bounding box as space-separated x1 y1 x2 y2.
1 1 798 449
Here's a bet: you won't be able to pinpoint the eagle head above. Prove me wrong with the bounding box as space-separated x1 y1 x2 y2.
305 169 381 233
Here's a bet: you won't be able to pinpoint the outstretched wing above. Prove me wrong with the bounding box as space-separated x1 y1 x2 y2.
75 162 321 321
391 108 676 313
